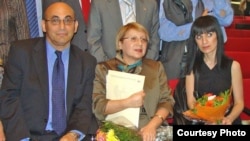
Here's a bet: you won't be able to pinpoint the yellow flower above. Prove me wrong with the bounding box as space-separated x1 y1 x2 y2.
106 129 120 141
96 121 141 141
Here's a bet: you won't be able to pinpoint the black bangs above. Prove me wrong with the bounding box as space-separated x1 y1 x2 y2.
192 16 218 36
189 15 226 72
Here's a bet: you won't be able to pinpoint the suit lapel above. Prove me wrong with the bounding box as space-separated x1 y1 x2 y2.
107 0 123 26
32 38 49 110
66 46 81 117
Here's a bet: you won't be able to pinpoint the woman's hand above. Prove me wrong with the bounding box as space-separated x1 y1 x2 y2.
202 9 209 16
127 90 145 108
221 117 233 125
205 117 233 125
139 125 157 141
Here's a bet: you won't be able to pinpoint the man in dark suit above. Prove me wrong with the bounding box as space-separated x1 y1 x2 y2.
0 2 96 141
43 0 90 52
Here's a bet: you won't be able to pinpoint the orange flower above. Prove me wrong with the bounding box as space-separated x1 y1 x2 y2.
96 129 106 141
183 89 232 123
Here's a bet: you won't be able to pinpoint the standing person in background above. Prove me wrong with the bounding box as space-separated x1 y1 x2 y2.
0 0 30 66
158 0 233 80
0 1 30 140
185 15 244 125
239 0 250 16
24 0 43 38
35 0 44 37
88 0 160 63
92 22 174 141
0 2 97 140
43 0 91 52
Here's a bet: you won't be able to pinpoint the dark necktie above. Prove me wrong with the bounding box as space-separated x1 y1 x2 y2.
195 0 205 19
81 0 90 24
25 0 39 38
52 51 66 135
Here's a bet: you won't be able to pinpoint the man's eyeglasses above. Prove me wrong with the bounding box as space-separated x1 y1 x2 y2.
122 37 148 44
44 18 76 25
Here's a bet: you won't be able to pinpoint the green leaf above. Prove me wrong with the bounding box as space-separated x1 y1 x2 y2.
100 121 142 141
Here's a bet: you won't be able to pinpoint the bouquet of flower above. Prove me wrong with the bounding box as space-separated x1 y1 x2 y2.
96 121 142 141
183 89 232 123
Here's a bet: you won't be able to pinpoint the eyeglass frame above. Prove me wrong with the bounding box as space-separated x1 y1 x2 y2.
121 36 148 44
44 16 76 25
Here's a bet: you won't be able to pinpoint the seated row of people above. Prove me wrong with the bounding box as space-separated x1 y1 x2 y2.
0 2 244 141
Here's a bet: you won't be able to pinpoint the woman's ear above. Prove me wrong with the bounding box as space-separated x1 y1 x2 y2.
118 41 122 50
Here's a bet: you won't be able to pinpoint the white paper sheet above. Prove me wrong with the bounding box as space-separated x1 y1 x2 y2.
105 70 145 128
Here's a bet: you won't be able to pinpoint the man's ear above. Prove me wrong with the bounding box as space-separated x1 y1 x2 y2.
41 20 46 33
74 20 79 33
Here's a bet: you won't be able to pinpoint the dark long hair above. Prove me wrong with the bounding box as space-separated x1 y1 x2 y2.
186 15 229 74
